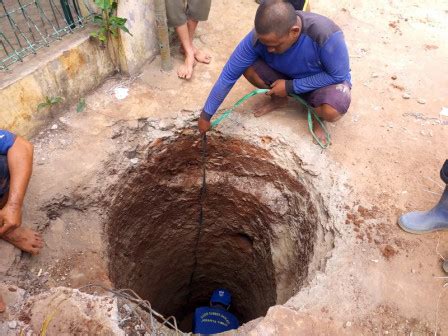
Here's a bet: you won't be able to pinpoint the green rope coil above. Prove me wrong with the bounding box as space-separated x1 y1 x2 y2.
211 89 331 149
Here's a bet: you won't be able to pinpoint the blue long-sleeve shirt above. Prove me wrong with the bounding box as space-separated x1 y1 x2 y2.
202 11 351 119
0 129 16 155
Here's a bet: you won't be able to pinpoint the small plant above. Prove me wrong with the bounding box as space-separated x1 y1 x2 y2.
37 96 64 114
76 97 86 113
91 0 131 45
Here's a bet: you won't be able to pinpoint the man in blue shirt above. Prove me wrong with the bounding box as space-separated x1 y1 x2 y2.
0 129 43 312
193 288 239 334
198 0 351 145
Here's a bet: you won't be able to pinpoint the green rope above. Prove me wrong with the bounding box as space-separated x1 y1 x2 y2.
211 89 331 149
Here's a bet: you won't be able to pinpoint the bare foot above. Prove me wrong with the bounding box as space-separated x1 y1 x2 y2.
253 96 288 117
0 294 5 313
177 52 196 80
179 46 212 64
312 118 331 146
2 227 44 255
194 48 212 64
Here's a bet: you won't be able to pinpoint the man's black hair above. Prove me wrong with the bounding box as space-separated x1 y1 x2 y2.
255 0 298 37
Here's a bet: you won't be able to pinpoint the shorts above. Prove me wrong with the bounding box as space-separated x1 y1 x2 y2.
0 155 9 199
252 59 352 114
165 0 212 27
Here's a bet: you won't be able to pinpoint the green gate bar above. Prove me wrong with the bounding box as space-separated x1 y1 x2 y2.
0 0 93 71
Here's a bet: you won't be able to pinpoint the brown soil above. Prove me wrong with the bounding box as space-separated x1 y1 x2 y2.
106 133 330 331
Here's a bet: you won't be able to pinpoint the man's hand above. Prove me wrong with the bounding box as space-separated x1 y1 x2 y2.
267 79 288 97
0 203 22 236
198 116 211 134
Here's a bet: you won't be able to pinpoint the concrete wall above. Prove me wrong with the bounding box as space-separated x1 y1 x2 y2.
117 0 159 75
0 0 160 135
0 31 116 136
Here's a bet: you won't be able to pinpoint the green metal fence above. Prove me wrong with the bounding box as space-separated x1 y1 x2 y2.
0 0 95 71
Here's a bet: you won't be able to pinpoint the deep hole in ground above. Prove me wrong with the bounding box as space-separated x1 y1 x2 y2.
106 133 331 332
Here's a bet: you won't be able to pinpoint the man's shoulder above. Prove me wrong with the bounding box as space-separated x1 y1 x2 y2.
298 11 342 46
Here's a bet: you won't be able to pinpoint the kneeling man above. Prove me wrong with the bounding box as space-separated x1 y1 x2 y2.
198 0 352 145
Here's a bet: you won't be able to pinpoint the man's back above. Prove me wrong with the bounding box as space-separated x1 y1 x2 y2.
193 306 239 334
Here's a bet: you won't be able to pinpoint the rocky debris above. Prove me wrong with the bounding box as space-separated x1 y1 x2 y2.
417 98 426 105
402 93 411 99
26 287 123 335
158 119 175 131
7 321 17 329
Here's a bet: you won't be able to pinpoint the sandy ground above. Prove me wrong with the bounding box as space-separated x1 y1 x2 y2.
1 0 448 334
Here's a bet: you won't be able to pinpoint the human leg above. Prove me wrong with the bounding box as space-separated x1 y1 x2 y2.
186 0 212 64
398 160 448 234
243 59 289 117
175 23 196 79
165 0 196 79
304 82 351 145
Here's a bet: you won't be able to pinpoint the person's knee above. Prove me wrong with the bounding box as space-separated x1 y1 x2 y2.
243 67 255 80
316 104 342 122
244 67 269 89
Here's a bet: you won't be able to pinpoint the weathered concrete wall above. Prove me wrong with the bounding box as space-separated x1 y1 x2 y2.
0 0 159 136
0 31 115 136
117 0 159 75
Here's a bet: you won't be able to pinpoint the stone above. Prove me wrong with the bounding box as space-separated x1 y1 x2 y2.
371 73 379 78
440 107 448 117
402 93 411 99
391 75 397 80
51 124 58 130
130 158 139 164
158 119 175 131
8 321 17 329
417 98 426 104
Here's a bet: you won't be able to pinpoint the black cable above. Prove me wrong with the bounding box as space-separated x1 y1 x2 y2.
187 133 207 305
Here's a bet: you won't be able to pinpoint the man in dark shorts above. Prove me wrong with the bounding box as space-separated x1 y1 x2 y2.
0 129 43 312
165 0 212 80
198 0 351 145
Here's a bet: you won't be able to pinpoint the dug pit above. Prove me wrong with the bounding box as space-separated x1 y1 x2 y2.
106 132 334 332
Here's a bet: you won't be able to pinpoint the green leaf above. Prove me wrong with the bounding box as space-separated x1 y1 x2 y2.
37 102 49 111
50 96 63 105
95 0 112 10
110 16 126 25
76 98 86 113
118 25 132 35
93 15 104 24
